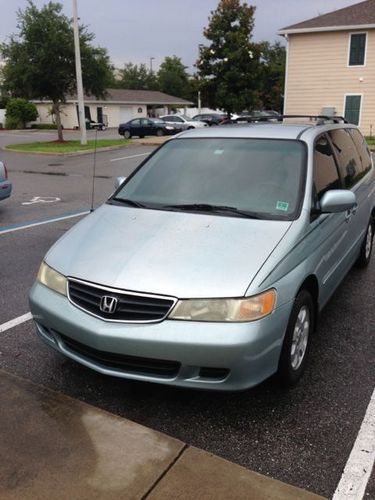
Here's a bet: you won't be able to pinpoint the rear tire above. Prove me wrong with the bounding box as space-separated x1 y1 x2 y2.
277 289 314 386
123 130 131 139
356 220 374 268
156 129 164 137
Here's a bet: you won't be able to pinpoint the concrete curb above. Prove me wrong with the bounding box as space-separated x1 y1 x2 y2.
0 369 326 500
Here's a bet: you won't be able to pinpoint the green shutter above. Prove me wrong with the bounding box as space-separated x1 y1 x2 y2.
344 95 361 125
349 34 366 65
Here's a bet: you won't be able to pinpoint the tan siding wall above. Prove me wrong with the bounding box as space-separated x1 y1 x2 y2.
285 30 375 136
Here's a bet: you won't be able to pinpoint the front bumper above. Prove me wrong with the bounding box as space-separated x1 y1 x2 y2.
29 282 293 391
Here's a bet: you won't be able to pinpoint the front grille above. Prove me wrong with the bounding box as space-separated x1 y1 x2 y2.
68 279 175 322
59 333 180 378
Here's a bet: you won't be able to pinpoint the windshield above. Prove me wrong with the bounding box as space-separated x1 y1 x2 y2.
112 138 306 220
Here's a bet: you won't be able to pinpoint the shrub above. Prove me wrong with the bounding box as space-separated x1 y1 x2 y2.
30 123 58 129
6 98 38 128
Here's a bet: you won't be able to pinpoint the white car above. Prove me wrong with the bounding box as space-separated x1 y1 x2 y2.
0 160 12 202
160 114 208 129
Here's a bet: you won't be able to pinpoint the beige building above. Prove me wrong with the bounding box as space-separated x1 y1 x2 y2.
279 0 375 136
33 89 192 129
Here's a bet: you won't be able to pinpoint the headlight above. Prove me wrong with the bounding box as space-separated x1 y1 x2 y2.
165 126 174 130
169 289 276 322
37 262 67 296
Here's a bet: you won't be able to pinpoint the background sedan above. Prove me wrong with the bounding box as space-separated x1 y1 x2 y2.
118 118 177 139
0 160 12 202
160 114 208 129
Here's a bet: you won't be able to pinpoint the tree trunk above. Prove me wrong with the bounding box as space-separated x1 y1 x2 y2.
53 101 64 141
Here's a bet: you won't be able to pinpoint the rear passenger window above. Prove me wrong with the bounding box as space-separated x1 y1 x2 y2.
347 128 372 177
314 135 341 200
328 129 362 188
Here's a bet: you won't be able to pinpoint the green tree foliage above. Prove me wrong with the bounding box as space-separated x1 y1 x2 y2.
0 1 113 140
5 97 38 128
197 0 261 115
259 41 286 112
157 56 191 99
115 62 158 90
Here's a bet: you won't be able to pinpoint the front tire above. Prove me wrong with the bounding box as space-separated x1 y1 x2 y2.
156 129 164 137
123 130 131 139
277 289 314 386
356 220 373 268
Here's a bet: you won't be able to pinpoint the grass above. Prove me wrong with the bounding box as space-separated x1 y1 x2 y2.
5 138 130 153
365 136 375 146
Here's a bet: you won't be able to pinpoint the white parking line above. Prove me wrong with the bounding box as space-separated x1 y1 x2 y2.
0 210 90 235
110 152 150 162
0 312 33 333
333 388 375 500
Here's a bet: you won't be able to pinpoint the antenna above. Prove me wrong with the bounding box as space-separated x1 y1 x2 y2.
90 128 98 212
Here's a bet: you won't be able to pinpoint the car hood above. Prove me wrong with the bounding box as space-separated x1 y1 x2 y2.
46 204 292 298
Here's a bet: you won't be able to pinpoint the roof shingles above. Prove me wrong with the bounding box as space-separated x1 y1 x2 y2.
280 0 375 32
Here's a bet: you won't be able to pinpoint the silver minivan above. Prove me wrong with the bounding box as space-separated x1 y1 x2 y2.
29 118 374 390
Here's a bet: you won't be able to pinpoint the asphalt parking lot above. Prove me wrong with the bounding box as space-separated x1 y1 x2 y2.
0 129 374 498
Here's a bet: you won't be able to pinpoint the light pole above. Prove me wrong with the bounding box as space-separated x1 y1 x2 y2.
72 0 87 145
150 57 155 73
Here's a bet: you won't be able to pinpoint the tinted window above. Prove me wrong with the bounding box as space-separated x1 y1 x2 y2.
329 129 362 188
114 138 306 220
130 119 141 126
349 33 366 66
348 128 372 176
314 135 341 200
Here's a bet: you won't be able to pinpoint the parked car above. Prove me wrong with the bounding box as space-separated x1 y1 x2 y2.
30 118 374 391
192 113 227 126
118 118 177 139
0 160 12 202
160 114 208 129
85 118 106 131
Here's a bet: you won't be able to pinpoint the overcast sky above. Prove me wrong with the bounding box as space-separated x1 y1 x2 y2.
0 0 359 71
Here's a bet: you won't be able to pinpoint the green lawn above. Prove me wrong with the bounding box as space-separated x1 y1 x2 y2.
366 137 375 147
5 138 130 153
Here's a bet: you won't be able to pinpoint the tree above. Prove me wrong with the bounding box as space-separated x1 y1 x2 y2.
0 1 113 140
115 62 158 90
5 97 38 128
258 41 286 112
197 0 261 115
157 56 191 99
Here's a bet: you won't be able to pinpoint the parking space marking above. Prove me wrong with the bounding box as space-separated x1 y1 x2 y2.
0 312 33 333
0 210 90 235
22 196 61 205
333 388 375 500
110 152 151 162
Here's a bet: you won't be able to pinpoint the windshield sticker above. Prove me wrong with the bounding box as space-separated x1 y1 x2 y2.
214 149 224 155
276 201 289 211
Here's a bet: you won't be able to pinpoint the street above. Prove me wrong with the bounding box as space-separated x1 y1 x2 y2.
0 130 374 498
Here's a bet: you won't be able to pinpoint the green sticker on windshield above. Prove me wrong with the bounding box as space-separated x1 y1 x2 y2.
276 201 289 211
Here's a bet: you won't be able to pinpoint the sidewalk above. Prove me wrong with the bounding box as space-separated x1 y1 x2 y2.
0 369 325 500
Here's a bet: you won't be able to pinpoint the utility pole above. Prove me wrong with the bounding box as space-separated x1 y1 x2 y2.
73 0 87 145
150 57 155 73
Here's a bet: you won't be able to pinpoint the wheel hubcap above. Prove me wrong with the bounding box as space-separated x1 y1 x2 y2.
365 225 373 260
290 306 310 370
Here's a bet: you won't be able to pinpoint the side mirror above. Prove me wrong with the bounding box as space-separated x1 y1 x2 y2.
320 190 356 213
114 176 126 190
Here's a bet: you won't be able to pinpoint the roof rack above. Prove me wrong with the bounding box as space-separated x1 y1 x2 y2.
233 114 348 125
280 114 348 125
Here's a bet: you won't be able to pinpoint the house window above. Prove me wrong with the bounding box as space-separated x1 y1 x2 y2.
348 33 366 66
344 95 362 126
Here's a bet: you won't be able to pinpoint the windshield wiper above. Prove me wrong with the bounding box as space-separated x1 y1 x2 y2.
110 198 147 208
163 203 262 219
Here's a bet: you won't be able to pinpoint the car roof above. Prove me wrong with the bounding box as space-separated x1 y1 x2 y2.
172 122 355 141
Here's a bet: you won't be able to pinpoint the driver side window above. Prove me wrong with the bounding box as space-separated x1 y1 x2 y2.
313 134 341 204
